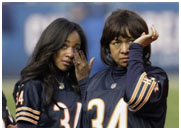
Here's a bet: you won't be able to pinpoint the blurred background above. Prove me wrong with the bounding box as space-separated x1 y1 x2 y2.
2 2 179 128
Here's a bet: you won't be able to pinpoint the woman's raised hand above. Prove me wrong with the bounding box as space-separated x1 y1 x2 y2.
73 50 95 81
134 25 159 47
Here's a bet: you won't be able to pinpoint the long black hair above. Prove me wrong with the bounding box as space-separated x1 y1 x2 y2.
101 9 151 66
18 18 87 106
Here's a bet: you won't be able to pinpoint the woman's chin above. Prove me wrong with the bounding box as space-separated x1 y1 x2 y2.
118 63 128 68
57 65 71 71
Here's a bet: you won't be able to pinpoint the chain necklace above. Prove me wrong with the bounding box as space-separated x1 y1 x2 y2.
55 77 65 90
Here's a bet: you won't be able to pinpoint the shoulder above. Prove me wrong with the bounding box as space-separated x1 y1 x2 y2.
24 79 43 89
14 80 43 126
14 79 43 97
90 67 110 81
85 67 110 91
14 79 44 109
146 66 167 77
145 66 168 81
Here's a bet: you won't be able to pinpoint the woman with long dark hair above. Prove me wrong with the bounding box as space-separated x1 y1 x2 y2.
13 18 94 128
80 9 168 128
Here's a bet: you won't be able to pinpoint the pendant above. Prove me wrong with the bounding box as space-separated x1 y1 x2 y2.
58 83 64 90
110 83 117 89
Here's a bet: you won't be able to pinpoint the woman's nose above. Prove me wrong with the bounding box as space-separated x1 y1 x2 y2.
66 48 74 58
120 43 129 54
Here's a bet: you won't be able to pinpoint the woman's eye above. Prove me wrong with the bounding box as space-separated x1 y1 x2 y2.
74 48 80 51
127 38 135 44
62 44 67 49
113 42 120 46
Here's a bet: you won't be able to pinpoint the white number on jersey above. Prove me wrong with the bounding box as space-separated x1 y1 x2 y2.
87 98 128 128
53 102 82 128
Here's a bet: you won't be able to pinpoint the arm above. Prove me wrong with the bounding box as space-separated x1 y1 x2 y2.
13 80 42 127
17 122 37 128
73 50 94 99
125 26 168 112
78 77 90 100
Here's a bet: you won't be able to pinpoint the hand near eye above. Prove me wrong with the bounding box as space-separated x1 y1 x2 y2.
134 25 159 47
73 50 95 81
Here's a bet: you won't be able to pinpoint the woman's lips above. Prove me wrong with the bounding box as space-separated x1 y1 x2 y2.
120 57 129 62
61 60 72 66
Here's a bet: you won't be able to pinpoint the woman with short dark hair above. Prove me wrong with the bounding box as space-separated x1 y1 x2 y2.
80 9 168 128
13 18 94 128
101 10 151 66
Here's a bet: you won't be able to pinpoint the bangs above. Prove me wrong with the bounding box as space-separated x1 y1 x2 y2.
103 23 132 47
107 10 148 41
110 24 132 40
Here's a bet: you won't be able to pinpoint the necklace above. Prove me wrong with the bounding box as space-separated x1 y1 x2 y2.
55 77 65 90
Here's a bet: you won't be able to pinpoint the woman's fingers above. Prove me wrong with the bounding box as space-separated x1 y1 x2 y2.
154 26 159 39
88 57 95 71
73 50 81 67
151 25 156 39
151 25 159 40
141 32 146 36
73 50 95 81
79 50 87 62
133 24 159 47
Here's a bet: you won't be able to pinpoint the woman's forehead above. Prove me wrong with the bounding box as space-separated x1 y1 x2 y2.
115 27 133 39
113 31 134 41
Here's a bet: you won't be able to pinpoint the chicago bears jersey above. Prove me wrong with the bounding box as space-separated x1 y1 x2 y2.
13 78 82 128
79 43 168 128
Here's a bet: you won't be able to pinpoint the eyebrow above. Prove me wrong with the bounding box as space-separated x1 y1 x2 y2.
115 37 134 41
65 40 81 45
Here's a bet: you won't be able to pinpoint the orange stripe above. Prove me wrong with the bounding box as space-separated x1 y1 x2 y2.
128 72 147 104
129 81 149 108
131 81 156 112
16 107 40 115
16 117 38 125
16 112 40 120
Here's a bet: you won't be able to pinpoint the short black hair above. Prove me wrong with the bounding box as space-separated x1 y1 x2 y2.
101 9 151 66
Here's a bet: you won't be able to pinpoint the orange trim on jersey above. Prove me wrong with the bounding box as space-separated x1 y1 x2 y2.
129 81 149 108
7 124 17 128
128 72 147 105
16 107 40 115
130 80 156 112
16 111 40 120
16 117 38 125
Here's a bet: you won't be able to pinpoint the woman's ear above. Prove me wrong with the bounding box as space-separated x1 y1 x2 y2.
105 48 113 62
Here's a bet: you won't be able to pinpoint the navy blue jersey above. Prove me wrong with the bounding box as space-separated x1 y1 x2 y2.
79 43 168 128
13 78 82 128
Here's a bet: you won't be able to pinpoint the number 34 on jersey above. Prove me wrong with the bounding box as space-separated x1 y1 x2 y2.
87 98 128 128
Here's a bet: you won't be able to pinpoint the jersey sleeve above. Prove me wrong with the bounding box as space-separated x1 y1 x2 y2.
124 43 168 113
78 77 90 100
13 80 43 126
